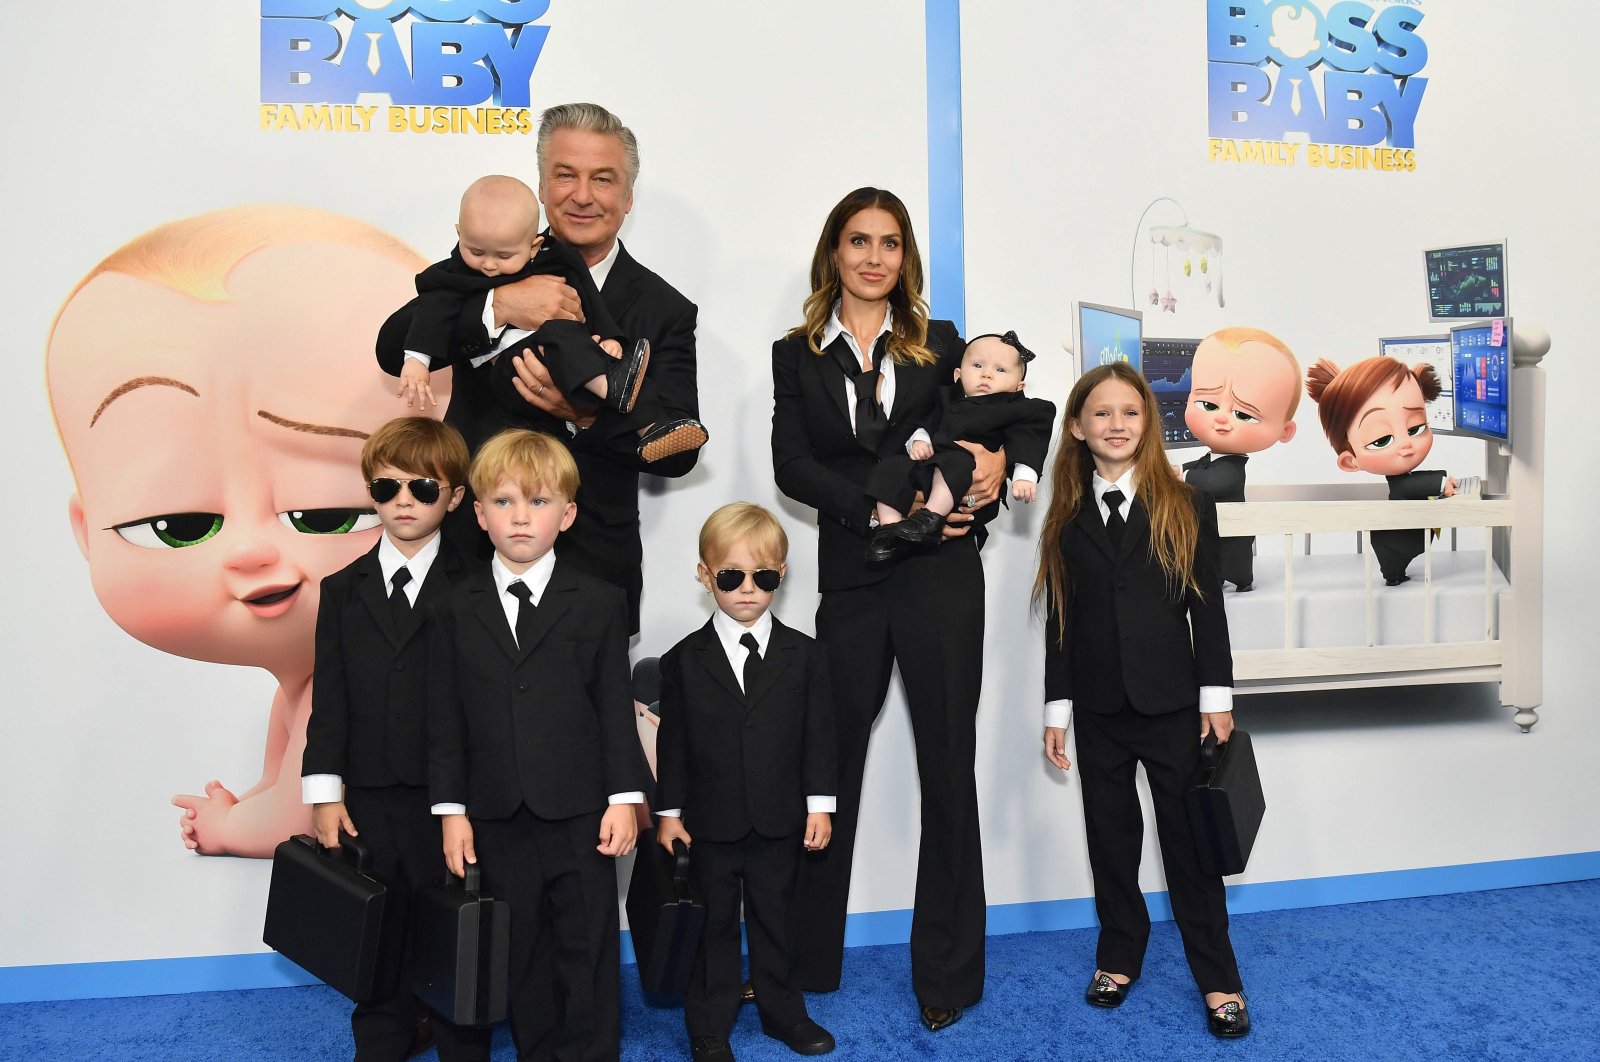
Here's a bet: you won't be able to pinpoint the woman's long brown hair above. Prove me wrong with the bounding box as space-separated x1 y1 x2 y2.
787 187 936 367
1034 363 1202 643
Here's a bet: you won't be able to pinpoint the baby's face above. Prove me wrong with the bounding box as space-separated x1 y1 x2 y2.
456 196 540 277
50 242 419 676
1337 374 1435 477
955 336 1025 396
1185 338 1298 454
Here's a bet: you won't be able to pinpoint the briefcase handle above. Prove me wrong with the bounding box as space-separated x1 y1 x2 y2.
318 828 373 874
671 839 690 886
437 863 485 894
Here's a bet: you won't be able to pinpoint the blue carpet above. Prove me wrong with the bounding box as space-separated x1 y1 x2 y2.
5 879 1598 1060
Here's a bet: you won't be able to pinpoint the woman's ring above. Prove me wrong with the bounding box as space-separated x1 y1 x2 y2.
535 383 545 397
964 494 977 507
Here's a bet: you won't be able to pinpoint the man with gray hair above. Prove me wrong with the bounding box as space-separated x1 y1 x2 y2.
479 102 706 634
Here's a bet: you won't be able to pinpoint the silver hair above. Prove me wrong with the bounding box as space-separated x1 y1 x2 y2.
536 102 640 189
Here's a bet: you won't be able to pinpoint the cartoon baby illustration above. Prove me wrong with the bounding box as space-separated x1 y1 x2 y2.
46 205 437 857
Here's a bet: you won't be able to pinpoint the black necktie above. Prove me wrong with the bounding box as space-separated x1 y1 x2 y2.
739 632 761 700
389 567 413 624
1102 488 1127 551
507 580 534 648
829 334 888 450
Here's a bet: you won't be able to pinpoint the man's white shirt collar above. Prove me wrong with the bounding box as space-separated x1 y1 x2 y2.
588 238 623 291
377 532 440 602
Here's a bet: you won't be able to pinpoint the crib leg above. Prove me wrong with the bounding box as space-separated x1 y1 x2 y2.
1509 704 1539 733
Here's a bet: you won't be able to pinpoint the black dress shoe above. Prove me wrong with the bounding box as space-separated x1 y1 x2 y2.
1085 971 1132 1008
604 338 651 414
1207 994 1250 1038
740 979 756 1004
919 1005 962 1031
865 525 906 565
637 417 709 462
690 1035 736 1061
886 507 946 546
406 1008 435 1058
1385 574 1410 586
760 1017 835 1055
1233 582 1253 593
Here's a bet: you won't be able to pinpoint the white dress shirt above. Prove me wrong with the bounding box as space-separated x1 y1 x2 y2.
301 533 442 806
1043 470 1232 731
657 609 837 819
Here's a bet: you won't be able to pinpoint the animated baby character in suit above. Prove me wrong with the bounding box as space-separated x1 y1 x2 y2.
1305 356 1458 586
1180 328 1301 592
46 204 432 856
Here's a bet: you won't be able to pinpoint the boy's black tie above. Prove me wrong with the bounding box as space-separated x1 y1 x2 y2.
507 580 534 647
739 631 761 700
1102 488 1127 551
389 566 413 624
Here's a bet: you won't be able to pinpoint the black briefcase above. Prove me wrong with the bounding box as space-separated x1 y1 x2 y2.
1186 731 1266 877
263 832 403 1003
625 830 705 994
410 864 510 1027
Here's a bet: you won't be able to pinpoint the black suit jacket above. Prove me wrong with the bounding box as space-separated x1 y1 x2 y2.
771 320 969 592
303 538 468 788
1182 452 1248 504
1044 488 1233 716
426 558 650 821
654 618 836 843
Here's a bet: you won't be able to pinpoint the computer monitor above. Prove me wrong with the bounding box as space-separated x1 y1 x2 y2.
1075 302 1142 376
1141 337 1201 447
1425 240 1508 322
1378 335 1455 434
1450 318 1512 444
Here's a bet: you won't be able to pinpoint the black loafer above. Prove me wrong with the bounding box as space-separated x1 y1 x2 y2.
760 1017 835 1055
919 1005 963 1031
740 979 756 1004
690 1035 736 1061
887 507 946 546
1207 994 1250 1038
865 526 906 565
637 418 709 463
1085 971 1132 1008
604 338 651 414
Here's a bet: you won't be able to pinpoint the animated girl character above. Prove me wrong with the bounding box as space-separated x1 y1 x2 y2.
46 204 437 856
1304 356 1458 586
1180 327 1301 592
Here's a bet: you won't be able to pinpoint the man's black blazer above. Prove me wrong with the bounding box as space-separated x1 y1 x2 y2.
1182 452 1248 504
653 618 837 843
303 538 468 788
426 558 650 821
1044 487 1234 716
771 319 968 593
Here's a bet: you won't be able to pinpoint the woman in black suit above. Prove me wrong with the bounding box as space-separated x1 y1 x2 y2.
1035 362 1251 1038
771 187 1001 1032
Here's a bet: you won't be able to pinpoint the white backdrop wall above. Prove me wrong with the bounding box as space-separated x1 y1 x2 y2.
3 0 1597 987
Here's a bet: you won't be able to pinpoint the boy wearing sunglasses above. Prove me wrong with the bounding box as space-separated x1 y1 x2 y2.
654 503 838 1061
300 415 491 1060
428 429 649 1060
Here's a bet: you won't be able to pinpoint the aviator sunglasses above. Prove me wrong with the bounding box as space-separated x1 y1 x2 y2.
368 477 444 506
714 568 782 593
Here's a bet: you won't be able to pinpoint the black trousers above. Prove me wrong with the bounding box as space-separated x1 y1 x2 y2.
792 540 986 1008
472 806 620 1062
1073 703 1242 994
685 831 807 1038
341 785 491 1062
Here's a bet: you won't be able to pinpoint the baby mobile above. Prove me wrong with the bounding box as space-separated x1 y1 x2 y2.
1129 197 1226 313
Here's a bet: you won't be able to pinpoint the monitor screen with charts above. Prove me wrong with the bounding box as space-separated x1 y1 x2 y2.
1450 319 1512 444
1379 335 1455 435
1426 240 1508 322
1141 337 1201 448
1075 302 1143 376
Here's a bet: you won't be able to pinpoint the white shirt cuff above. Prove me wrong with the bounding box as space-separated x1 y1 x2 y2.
656 809 681 818
1014 464 1039 484
481 291 498 335
432 803 467 816
1199 687 1233 713
806 796 837 814
403 351 431 367
1044 699 1073 730
906 428 932 453
609 792 645 806
301 774 342 805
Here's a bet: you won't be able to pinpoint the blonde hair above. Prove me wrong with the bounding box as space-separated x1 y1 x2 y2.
1034 364 1202 642
698 503 789 568
788 187 936 367
468 430 580 500
361 417 470 486
1202 326 1303 421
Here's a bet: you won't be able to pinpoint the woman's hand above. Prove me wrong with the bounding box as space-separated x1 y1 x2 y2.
956 441 1007 508
1043 726 1071 771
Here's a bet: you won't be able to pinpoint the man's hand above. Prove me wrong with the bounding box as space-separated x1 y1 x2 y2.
509 352 597 427
492 273 583 331
312 801 356 848
597 803 639 857
1200 710 1235 743
656 815 691 852
909 439 934 461
957 441 1006 508
1013 480 1037 503
442 814 476 878
1043 726 1072 771
596 335 622 359
398 359 436 411
803 812 832 851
